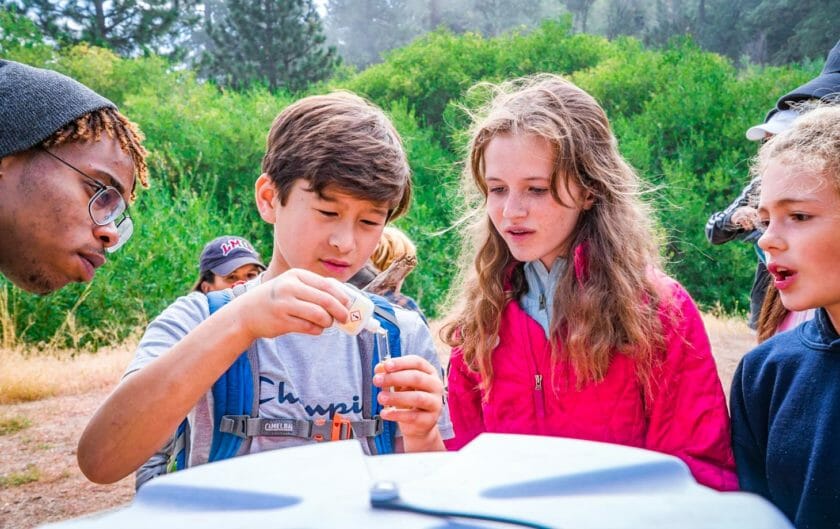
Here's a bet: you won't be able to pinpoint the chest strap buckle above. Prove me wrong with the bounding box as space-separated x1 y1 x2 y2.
312 414 353 442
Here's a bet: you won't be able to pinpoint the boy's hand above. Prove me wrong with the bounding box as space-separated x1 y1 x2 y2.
373 355 445 452
234 268 351 340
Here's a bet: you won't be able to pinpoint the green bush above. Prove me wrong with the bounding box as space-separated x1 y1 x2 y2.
345 17 612 137
1 21 825 348
604 40 817 310
123 79 289 202
346 28 498 133
386 101 460 314
495 19 612 79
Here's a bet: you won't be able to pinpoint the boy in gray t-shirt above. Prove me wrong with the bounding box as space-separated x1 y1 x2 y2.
77 92 453 485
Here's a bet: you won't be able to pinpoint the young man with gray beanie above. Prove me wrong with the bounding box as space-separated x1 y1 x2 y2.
0 59 149 294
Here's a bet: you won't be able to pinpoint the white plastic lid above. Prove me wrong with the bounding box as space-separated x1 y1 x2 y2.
364 317 381 333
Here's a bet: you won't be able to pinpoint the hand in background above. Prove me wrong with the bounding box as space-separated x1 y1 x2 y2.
731 206 759 231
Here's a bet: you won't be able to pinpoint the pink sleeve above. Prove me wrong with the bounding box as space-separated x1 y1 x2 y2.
644 281 739 491
444 347 486 451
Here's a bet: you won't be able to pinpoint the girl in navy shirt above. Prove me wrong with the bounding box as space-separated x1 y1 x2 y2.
731 105 840 529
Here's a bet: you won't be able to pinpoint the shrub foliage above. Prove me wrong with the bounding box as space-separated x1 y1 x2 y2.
0 16 819 348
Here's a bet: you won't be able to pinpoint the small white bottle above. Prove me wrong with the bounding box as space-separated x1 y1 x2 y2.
330 280 395 396
330 280 381 336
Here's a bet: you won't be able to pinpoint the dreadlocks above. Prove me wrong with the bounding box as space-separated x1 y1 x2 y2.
41 107 149 198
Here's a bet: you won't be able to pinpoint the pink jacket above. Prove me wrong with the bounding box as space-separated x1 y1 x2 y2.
445 265 738 491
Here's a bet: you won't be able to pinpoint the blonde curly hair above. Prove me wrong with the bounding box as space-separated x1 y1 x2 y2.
370 226 416 272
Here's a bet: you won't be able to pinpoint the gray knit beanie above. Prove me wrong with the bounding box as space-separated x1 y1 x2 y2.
0 59 116 158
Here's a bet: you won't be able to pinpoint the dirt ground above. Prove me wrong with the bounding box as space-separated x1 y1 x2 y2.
0 314 755 529
0 390 134 529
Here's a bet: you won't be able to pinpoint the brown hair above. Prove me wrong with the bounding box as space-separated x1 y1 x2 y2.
442 74 665 394
756 284 788 343
42 107 148 198
192 270 217 293
261 91 411 220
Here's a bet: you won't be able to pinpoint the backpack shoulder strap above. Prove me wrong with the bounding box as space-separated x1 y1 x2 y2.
219 293 398 451
170 283 255 471
207 283 256 463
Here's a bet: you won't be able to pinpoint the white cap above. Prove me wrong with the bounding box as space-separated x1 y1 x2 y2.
364 317 382 333
745 109 799 141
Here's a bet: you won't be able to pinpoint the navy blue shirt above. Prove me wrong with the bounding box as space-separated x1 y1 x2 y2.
731 308 840 529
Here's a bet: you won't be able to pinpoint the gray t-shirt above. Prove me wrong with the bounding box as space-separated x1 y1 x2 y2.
126 284 453 469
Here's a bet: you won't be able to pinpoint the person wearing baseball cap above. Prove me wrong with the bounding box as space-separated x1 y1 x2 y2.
193 236 266 293
132 234 266 488
0 59 149 294
706 39 840 332
743 40 840 143
705 109 804 330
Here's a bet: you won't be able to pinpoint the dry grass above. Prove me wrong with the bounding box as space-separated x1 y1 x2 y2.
0 344 134 405
0 415 32 435
428 319 449 362
0 312 754 406
701 312 756 400
0 463 41 488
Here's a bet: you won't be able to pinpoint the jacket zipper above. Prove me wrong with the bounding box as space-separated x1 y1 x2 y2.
533 371 546 423
529 270 548 427
522 314 547 427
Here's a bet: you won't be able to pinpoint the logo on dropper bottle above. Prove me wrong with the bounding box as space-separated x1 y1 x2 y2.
329 279 382 336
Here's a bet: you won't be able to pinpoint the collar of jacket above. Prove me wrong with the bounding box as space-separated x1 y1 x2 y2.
504 242 589 291
800 307 840 352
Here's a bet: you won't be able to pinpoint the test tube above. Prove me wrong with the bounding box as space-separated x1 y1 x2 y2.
376 328 395 395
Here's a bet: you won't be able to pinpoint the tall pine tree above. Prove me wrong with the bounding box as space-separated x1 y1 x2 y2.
7 0 195 56
561 0 596 33
604 0 647 39
202 0 339 93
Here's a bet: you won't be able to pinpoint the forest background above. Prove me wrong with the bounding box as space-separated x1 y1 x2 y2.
0 0 837 350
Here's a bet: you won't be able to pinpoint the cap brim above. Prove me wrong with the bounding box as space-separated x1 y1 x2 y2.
210 257 265 276
777 72 840 108
745 121 790 141
745 125 770 141
745 109 799 141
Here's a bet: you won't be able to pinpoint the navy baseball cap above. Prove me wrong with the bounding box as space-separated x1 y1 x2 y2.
776 39 840 110
199 236 265 276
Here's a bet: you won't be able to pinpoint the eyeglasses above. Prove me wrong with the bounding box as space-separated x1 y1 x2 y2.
42 149 134 253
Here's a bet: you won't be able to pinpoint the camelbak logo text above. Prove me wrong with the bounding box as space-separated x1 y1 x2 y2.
263 421 294 433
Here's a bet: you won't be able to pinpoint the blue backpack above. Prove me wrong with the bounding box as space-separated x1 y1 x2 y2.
168 284 402 472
